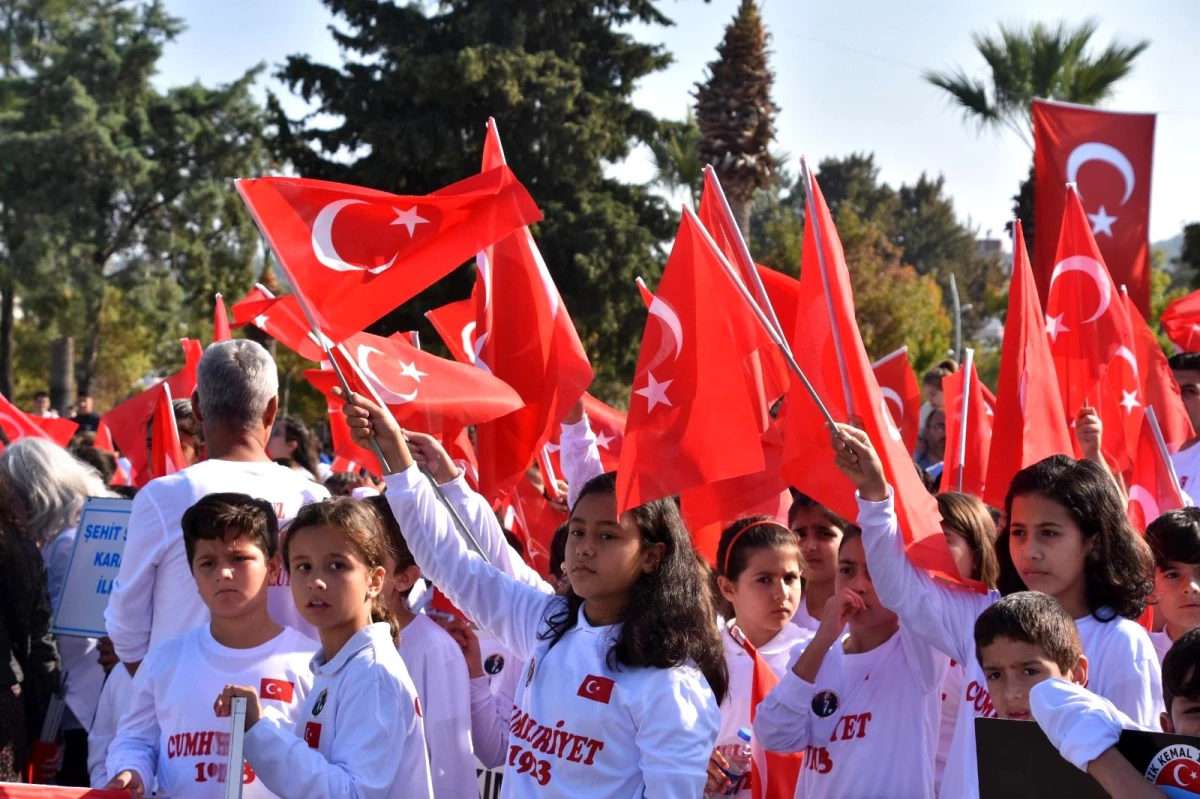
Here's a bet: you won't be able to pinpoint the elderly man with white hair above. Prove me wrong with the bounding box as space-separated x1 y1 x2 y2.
104 340 329 671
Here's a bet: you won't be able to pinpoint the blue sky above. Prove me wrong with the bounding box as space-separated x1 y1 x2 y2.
158 0 1200 243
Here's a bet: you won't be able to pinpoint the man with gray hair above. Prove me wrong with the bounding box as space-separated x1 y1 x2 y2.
104 340 329 672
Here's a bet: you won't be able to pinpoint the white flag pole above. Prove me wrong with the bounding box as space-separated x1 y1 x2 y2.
956 349 975 493
225 697 248 799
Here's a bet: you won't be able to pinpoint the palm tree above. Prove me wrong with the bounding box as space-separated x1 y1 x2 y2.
695 0 777 237
925 19 1148 245
648 109 704 209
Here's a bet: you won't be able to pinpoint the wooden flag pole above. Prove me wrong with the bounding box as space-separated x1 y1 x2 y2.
683 205 840 431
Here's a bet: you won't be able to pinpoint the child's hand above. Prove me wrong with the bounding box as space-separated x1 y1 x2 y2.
705 749 733 795
435 616 485 679
1074 406 1104 461
830 424 888 502
106 770 146 794
402 430 459 484
213 685 263 730
817 588 866 641
547 480 569 514
96 636 119 674
335 387 412 475
564 398 585 426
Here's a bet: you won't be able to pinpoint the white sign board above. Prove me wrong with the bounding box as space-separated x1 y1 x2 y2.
51 497 133 638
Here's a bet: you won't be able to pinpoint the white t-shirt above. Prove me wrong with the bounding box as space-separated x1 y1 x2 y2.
244 623 433 799
754 624 949 799
719 623 813 796
42 527 106 731
471 625 521 777
398 613 476 798
105 459 329 662
385 465 720 798
791 599 821 633
107 625 318 798
1150 629 1173 664
89 662 135 787
1174 443 1200 505
857 492 1164 799
935 659 964 793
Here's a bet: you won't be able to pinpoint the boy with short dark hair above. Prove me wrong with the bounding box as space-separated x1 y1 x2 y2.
1145 509 1200 662
105 493 316 798
1169 352 1200 503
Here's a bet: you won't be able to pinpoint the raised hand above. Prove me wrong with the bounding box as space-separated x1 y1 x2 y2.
333 386 413 475
829 424 888 502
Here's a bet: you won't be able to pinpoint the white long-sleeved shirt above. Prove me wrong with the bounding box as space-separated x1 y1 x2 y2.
755 623 948 799
559 416 605 510
89 665 135 787
1030 678 1149 772
43 527 106 731
106 625 317 798
385 465 721 798
719 623 813 796
856 491 1164 799
243 623 433 799
398 613 477 798
104 459 329 663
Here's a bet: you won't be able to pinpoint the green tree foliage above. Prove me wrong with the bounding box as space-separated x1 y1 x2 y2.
695 0 777 236
1175 223 1200 290
648 109 703 209
0 0 268 396
925 19 1148 249
269 0 680 401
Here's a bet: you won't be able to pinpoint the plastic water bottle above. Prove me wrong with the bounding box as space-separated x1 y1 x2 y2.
707 727 753 796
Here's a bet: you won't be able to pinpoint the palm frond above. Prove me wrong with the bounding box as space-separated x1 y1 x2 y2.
923 67 1001 132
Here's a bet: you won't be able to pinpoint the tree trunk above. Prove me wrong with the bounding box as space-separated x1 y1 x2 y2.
0 274 13 399
77 286 104 397
50 337 75 414
730 194 753 242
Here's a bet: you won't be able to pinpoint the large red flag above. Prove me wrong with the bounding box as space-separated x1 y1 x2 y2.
872 346 921 454
781 167 960 584
100 339 203 486
424 298 478 367
0 394 57 444
469 120 594 501
231 288 327 362
1093 334 1140 473
1045 185 1132 418
941 353 993 498
1126 291 1195 453
1032 99 1155 316
236 165 541 343
616 210 768 513
30 416 79 448
1127 409 1190 531
984 222 1074 509
305 330 523 433
1162 290 1200 354
149 384 186 478
213 293 231 342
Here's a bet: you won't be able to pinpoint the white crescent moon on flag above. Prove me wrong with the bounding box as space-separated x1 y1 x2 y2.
584 679 599 695
1174 763 1193 787
312 200 398 274
0 412 29 437
880 387 905 422
1049 256 1112 323
1128 486 1159 524
646 296 684 371
1115 345 1140 380
357 345 418 404
880 400 903 442
1066 142 1135 205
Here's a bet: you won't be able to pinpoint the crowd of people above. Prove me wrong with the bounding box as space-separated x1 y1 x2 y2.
1 337 1199 798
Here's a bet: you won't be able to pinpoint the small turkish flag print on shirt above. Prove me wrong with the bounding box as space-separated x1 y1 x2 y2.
260 678 294 703
577 675 615 704
304 722 321 749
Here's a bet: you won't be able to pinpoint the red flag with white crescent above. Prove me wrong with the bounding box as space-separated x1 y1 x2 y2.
1127 408 1191 531
149 384 186 478
1162 289 1200 354
1032 99 1155 316
235 166 541 343
871 346 921 454
231 289 328 362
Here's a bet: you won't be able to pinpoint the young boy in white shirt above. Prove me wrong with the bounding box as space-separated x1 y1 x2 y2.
105 494 317 798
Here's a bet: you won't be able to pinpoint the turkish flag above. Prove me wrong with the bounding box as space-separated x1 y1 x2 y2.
259 678 295 703
1093 335 1140 474
236 165 541 343
0 394 58 445
232 288 327 362
325 388 381 478
1045 185 1132 418
1032 99 1155 316
100 339 203 486
424 297 478 366
1127 291 1195 452
442 426 480 492
468 120 594 501
780 168 961 585
616 209 768 514
984 222 1074 509
545 393 626 476
213 293 231 342
305 330 523 433
872 346 921 454
149 384 186 479
508 474 566 578
756 264 801 339
1127 409 1190 531
1161 290 1200 353
30 416 79 448
636 276 655 309
576 674 616 704
941 354 993 498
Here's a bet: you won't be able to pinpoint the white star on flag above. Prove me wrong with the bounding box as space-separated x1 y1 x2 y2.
634 372 673 412
595 431 615 450
391 206 429 236
254 314 269 329
1045 313 1068 342
399 360 428 381
1119 390 1141 414
1087 206 1117 238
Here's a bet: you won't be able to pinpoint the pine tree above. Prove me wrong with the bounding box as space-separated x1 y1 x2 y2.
270 0 680 398
695 0 777 237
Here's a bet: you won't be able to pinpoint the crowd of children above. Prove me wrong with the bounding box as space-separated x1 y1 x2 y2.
3 338 1200 799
